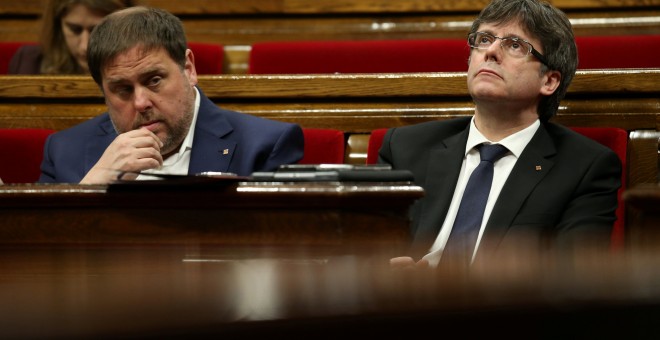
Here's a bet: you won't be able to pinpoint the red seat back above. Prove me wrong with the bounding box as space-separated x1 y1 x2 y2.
569 126 628 249
0 42 34 74
249 39 469 74
576 35 660 69
1 42 225 75
366 128 388 165
188 42 224 74
0 128 55 183
299 128 345 164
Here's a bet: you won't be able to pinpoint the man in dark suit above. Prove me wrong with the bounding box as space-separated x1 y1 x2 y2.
381 0 621 269
39 6 303 184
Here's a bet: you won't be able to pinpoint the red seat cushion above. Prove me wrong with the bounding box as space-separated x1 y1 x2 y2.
0 128 55 183
249 39 470 74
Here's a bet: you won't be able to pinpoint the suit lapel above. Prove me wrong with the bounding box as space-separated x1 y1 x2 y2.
480 124 556 252
188 92 236 174
413 128 468 251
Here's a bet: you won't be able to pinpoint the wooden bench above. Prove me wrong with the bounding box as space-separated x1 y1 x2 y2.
1 0 659 73
0 69 657 185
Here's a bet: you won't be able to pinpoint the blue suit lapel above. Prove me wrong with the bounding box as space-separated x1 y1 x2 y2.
188 91 235 174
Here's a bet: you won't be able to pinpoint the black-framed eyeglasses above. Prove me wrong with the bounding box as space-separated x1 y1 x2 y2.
467 31 549 67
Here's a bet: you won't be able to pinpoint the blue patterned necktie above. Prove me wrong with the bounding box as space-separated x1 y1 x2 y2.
442 143 509 266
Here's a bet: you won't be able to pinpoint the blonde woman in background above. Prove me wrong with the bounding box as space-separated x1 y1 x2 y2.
9 0 133 74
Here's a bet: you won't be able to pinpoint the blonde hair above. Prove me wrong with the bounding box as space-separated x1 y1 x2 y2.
40 0 133 74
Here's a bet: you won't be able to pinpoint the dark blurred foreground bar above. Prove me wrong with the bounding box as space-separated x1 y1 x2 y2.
2 182 660 337
1 237 660 338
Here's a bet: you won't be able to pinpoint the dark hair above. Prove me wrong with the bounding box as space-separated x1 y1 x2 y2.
41 0 133 74
469 0 577 121
87 6 188 85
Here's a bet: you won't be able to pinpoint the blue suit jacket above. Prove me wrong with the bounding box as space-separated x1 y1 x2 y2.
379 117 621 261
39 88 304 183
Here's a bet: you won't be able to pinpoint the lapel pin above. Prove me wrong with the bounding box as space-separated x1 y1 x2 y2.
535 165 542 171
222 149 229 155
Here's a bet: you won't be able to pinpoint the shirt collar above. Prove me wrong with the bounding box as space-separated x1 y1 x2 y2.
466 116 540 158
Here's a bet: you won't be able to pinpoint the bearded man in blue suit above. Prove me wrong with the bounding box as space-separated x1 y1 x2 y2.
39 6 303 184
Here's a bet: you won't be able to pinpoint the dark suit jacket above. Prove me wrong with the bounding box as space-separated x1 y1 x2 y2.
378 117 621 261
39 88 304 183
8 44 42 74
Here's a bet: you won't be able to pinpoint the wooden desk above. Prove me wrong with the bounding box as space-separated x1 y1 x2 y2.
0 181 423 257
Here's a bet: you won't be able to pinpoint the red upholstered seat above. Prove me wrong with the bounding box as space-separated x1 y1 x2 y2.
576 35 660 69
188 42 224 74
0 128 55 183
2 42 224 74
367 126 628 248
569 127 628 249
0 41 36 74
299 128 345 164
249 39 470 74
366 128 388 165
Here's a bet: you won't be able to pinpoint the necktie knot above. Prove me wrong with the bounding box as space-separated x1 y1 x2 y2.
478 144 508 163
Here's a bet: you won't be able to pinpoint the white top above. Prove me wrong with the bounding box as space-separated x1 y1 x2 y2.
137 87 201 180
422 117 540 267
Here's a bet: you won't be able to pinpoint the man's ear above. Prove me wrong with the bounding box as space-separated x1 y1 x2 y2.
185 49 198 86
541 70 561 95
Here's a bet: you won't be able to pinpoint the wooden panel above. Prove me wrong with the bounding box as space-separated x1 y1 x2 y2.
0 0 43 15
2 1 656 15
0 70 657 132
1 69 656 98
0 19 41 42
3 12 659 44
180 11 660 45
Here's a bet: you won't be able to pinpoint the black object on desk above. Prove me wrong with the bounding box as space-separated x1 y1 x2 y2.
251 164 415 182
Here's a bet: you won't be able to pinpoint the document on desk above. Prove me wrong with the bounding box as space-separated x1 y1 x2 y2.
250 164 414 182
